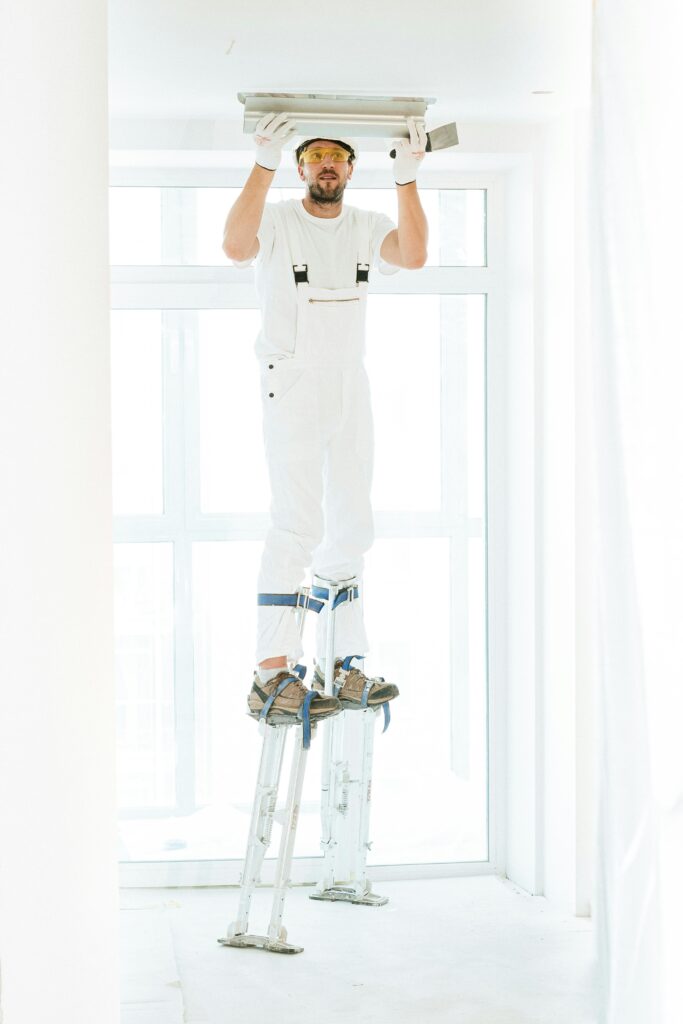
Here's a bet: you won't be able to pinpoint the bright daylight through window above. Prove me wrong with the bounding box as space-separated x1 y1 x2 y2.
110 182 489 873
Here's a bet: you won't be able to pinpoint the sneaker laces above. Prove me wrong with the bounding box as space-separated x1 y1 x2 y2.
257 669 304 699
343 666 369 689
275 673 309 701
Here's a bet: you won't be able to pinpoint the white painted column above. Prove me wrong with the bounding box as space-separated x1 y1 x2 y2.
573 110 597 920
0 2 118 1021
501 153 539 895
536 112 578 911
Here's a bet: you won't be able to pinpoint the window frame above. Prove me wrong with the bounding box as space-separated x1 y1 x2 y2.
111 165 507 889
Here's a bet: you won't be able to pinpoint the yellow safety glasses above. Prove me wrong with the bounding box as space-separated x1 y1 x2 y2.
299 147 350 164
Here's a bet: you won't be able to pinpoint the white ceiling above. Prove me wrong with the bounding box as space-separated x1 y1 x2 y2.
108 0 592 131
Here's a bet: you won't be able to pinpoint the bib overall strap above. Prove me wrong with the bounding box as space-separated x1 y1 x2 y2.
287 202 311 286
355 209 372 283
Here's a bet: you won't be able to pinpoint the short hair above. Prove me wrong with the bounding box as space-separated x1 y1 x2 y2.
295 138 356 165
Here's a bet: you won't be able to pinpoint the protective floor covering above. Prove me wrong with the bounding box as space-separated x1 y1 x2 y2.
120 875 598 1024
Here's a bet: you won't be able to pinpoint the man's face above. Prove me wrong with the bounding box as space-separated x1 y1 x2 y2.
297 139 354 204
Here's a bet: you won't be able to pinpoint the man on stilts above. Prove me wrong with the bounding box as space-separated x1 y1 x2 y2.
223 112 428 733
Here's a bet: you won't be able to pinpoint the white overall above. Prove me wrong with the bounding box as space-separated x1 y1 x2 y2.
255 203 375 665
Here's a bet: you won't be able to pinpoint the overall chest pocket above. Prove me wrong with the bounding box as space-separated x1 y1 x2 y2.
299 292 366 356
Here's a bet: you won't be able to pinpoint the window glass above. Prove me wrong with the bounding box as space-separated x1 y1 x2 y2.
364 536 488 863
111 182 489 871
110 187 486 267
110 187 161 264
197 310 268 514
366 295 441 511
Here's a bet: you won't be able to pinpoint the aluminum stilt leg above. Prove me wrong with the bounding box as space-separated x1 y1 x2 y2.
308 574 388 907
219 587 316 954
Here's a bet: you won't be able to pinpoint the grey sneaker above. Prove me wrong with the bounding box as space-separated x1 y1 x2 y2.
248 668 342 722
312 656 399 709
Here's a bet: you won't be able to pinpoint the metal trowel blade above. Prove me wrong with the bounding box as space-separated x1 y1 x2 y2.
425 122 459 152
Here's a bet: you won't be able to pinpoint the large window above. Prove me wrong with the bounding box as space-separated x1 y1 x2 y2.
109 185 485 267
111 177 492 878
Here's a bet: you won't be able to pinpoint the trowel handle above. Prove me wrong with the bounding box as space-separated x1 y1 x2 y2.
389 134 433 159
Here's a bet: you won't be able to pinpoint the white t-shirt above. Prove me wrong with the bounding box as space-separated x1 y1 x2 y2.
230 198 399 358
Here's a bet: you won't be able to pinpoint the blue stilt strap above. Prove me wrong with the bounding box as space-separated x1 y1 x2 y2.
259 674 296 721
257 593 298 606
298 689 317 749
341 654 364 671
297 591 324 614
310 585 359 610
257 592 324 614
335 586 359 610
337 654 391 730
340 655 372 707
257 663 318 747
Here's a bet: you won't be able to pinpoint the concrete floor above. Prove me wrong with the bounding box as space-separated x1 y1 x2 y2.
120 875 598 1024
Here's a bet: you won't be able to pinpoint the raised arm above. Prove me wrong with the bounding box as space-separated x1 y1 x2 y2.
380 182 428 268
379 118 429 269
222 164 274 262
222 112 297 262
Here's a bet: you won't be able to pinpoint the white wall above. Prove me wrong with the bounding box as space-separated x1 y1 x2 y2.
456 116 595 914
0 2 119 1021
574 111 598 920
451 118 593 913
535 112 579 910
492 111 595 916
534 111 595 917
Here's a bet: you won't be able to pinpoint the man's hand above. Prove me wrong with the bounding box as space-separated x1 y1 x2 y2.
253 112 298 171
391 118 428 186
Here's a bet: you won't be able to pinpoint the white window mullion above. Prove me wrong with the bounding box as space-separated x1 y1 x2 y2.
161 187 197 264
110 266 497 307
163 309 197 815
182 311 202 531
481 179 507 877
441 294 473 783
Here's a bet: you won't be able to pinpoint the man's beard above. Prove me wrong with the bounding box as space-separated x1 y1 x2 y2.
307 175 345 205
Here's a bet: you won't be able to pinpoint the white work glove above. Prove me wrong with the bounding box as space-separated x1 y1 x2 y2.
253 112 298 171
391 117 428 185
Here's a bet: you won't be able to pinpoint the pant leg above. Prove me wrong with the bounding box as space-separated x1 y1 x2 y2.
255 364 325 664
311 364 375 660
